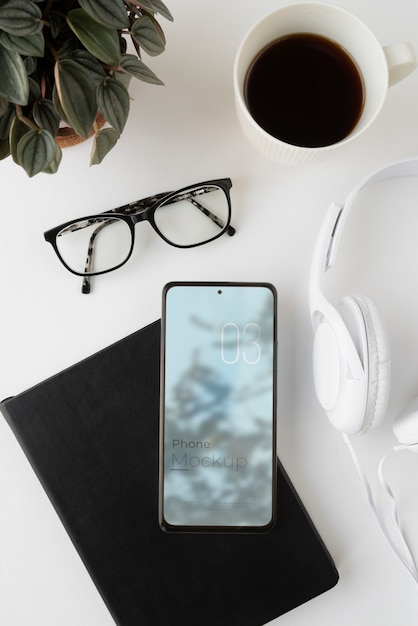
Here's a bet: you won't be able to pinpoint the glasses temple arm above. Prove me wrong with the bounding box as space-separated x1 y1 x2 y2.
185 197 236 234
185 197 236 236
81 219 117 294
82 275 92 294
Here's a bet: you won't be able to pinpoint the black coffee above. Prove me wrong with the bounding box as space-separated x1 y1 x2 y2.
244 33 364 148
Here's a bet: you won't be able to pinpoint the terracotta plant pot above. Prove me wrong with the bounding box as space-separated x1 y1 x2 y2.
56 113 106 149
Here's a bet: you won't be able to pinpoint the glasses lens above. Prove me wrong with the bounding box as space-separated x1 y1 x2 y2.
153 184 230 246
55 217 132 275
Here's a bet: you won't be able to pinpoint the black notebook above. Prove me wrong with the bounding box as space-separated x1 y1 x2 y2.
1 320 338 626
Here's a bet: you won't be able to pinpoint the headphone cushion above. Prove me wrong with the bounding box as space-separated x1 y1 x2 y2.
341 295 391 432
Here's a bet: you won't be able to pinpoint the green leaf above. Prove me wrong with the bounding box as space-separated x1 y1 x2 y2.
0 30 44 56
24 56 37 76
17 128 57 177
114 69 132 91
67 8 121 65
137 0 173 22
0 46 29 104
131 15 165 56
0 96 8 117
0 136 10 160
32 99 60 136
0 0 43 36
28 76 41 101
41 143 62 174
70 50 106 81
97 77 129 134
78 0 129 29
56 36 78 59
0 102 15 139
52 84 68 125
119 54 164 85
90 127 119 165
49 13 64 39
55 59 97 139
9 114 31 161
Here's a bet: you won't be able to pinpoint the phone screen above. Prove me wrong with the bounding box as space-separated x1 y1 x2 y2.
159 282 277 532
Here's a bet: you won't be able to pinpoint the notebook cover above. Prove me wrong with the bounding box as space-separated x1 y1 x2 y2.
1 319 338 626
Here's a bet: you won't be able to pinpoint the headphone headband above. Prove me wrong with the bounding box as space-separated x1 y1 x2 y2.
310 156 418 330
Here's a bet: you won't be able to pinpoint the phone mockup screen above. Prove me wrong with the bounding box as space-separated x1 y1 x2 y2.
159 282 277 532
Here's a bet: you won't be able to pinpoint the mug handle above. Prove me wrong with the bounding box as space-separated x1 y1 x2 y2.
384 42 417 86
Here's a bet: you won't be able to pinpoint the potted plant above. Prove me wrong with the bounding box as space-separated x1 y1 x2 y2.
0 0 173 177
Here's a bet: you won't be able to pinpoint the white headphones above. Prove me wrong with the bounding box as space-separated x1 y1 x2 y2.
309 156 418 443
309 156 418 583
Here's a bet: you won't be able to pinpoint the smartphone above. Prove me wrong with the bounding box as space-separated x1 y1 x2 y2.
159 282 277 532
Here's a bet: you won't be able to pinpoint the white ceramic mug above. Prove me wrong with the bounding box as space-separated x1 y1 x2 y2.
233 2 417 165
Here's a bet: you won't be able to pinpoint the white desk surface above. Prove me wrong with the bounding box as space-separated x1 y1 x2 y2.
1 1 418 623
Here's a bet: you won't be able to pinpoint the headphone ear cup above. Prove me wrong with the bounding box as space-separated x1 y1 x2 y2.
313 295 390 434
339 295 391 433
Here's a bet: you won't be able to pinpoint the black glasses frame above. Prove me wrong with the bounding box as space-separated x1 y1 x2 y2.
44 178 235 293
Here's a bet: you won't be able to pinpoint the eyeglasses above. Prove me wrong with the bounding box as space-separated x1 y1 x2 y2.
44 178 235 294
